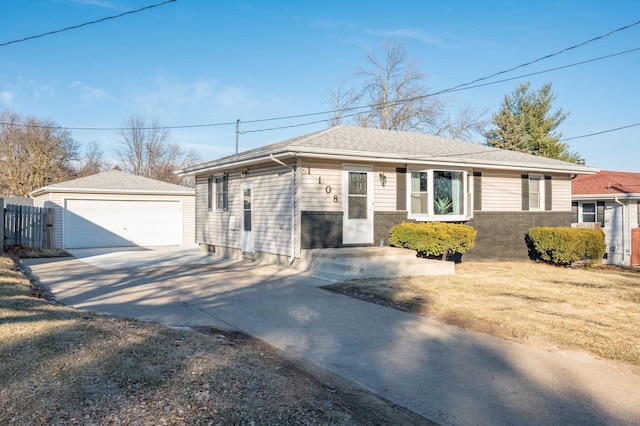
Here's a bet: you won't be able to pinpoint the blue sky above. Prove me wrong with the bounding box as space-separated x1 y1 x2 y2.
1 0 639 171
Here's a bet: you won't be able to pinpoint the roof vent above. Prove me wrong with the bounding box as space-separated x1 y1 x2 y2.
575 159 586 165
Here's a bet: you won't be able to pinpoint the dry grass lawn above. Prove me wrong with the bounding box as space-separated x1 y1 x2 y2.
326 262 640 372
0 254 428 426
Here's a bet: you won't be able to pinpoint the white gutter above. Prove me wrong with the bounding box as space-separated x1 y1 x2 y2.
269 154 296 265
614 196 626 264
179 149 597 177
29 187 194 197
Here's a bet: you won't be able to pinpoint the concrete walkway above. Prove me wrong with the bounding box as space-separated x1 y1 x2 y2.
23 247 640 426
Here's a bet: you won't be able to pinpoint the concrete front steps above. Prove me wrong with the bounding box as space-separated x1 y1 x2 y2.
295 247 454 282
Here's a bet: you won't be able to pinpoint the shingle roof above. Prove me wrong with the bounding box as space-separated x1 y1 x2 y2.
30 170 194 196
572 170 640 196
180 125 595 174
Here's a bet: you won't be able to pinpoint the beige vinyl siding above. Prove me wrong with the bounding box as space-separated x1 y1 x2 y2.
300 160 342 212
251 172 293 256
300 160 396 212
480 172 523 211
551 174 571 211
32 192 62 247
373 165 396 211
196 165 294 257
196 175 241 250
33 191 194 248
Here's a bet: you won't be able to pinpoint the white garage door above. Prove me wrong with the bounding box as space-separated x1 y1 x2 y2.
64 199 182 248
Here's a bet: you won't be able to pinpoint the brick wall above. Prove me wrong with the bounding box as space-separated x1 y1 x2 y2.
374 211 409 246
465 211 572 260
301 211 342 248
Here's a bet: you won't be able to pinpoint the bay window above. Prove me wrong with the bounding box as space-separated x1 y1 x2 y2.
408 169 469 220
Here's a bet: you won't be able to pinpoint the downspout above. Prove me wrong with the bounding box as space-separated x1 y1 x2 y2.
614 196 625 264
270 154 296 264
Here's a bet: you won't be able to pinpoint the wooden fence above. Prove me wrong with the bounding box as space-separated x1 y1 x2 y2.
1 199 54 250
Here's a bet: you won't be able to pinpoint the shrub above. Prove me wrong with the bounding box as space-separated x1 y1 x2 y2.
528 227 605 266
390 222 476 259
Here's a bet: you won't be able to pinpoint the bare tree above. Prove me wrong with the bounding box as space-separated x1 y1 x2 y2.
437 104 489 141
74 141 109 178
325 78 361 127
0 110 80 196
326 40 486 140
117 115 201 186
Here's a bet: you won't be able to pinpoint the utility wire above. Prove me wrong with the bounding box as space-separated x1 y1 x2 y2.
4 45 638 133
1 18 638 136
435 19 640 94
560 122 640 141
0 0 177 47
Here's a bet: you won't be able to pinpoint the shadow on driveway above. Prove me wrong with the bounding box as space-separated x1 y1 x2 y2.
23 250 640 426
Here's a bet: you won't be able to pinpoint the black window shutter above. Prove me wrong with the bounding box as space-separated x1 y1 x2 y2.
396 168 407 211
521 174 529 211
544 176 552 211
223 173 229 211
207 177 213 211
571 202 578 223
597 201 605 227
473 172 482 211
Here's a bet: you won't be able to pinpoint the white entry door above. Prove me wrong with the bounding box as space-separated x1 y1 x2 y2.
241 182 255 254
342 166 374 245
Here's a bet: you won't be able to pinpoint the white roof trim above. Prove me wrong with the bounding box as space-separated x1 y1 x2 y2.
30 187 193 197
179 149 597 176
572 193 640 200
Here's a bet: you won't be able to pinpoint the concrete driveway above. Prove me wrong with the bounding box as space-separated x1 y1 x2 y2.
23 247 640 426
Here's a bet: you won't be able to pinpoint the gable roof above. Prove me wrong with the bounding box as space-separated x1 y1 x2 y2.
178 125 596 176
29 170 194 197
572 170 640 198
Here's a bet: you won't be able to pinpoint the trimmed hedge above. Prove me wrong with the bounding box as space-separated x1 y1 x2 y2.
528 227 605 265
390 222 476 259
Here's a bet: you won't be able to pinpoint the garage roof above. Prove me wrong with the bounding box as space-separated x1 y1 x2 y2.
29 170 194 197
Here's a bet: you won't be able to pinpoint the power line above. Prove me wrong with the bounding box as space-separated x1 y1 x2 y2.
4 44 638 133
0 0 177 47
1 18 638 137
438 19 640 94
560 122 640 141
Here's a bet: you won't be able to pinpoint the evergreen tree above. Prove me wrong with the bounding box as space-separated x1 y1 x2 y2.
485 82 580 162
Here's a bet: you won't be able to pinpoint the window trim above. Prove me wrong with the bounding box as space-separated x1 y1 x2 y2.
573 201 605 227
528 174 545 211
581 202 596 223
215 174 228 211
406 168 470 221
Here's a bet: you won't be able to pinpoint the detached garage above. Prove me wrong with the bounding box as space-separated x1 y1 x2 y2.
30 170 195 249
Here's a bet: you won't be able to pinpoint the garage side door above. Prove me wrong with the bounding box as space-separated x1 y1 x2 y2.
64 199 182 248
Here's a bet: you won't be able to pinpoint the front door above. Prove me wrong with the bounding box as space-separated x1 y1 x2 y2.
342 166 374 245
241 182 255 254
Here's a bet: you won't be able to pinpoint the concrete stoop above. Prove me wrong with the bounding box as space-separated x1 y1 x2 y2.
295 247 455 282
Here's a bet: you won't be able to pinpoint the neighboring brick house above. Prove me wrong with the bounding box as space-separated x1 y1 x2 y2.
177 125 596 265
572 170 640 266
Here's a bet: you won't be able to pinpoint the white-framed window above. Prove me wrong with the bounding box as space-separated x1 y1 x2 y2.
572 201 605 227
581 202 596 222
528 174 544 210
215 175 228 210
407 169 469 221
410 171 429 214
